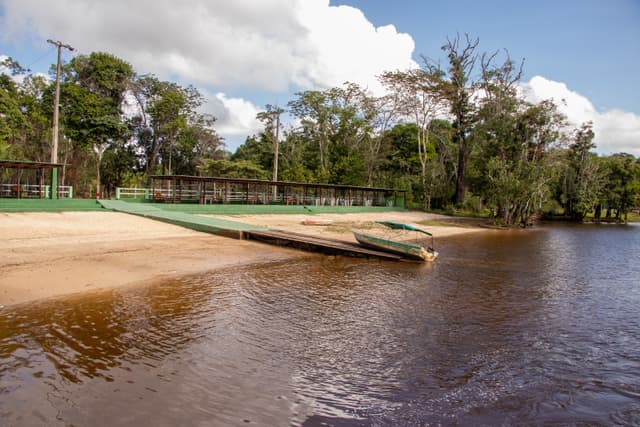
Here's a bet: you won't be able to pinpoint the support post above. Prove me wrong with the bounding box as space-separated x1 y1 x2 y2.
51 168 58 200
47 40 74 200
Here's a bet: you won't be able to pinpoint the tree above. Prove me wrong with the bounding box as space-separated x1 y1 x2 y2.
599 153 640 222
1 57 51 162
3 50 240 195
130 75 221 177
288 90 333 179
99 141 137 197
233 134 273 169
470 50 565 226
146 82 190 175
361 91 398 186
256 104 284 183
276 130 314 183
287 83 373 185
563 123 603 221
380 69 446 209
174 115 224 175
0 60 27 156
433 34 480 205
59 52 135 195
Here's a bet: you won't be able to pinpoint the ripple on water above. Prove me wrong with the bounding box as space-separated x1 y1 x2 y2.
1 225 640 425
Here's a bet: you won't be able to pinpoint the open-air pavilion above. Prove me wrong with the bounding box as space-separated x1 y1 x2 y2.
0 159 66 199
150 175 406 208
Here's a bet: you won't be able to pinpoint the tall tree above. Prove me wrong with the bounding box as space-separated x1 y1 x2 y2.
599 153 640 222
287 83 372 185
178 114 224 175
288 90 333 180
471 51 565 226
233 134 273 169
256 104 284 182
277 130 314 183
380 69 446 209
1 57 51 162
361 91 398 186
563 122 603 221
0 58 28 157
59 52 135 195
434 34 480 205
130 75 221 176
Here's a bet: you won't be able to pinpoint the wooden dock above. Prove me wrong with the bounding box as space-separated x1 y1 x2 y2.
244 229 403 261
98 200 402 261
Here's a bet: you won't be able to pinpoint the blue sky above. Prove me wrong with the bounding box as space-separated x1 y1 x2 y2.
1 0 639 154
335 0 640 114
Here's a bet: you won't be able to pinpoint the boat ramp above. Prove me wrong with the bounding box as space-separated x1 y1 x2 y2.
98 200 402 261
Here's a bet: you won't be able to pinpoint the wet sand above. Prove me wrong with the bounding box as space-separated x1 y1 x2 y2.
0 211 484 306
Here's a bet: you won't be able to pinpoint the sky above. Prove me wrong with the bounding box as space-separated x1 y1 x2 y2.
1 0 639 155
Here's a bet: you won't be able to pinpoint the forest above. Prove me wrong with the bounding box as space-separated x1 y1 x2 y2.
1 36 639 225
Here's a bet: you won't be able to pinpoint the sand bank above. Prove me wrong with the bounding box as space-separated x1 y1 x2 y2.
217 211 483 241
0 210 484 306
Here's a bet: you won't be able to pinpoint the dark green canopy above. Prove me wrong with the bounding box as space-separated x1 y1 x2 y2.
375 221 433 236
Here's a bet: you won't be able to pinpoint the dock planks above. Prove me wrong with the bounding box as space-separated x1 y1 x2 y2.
244 229 403 261
98 200 402 261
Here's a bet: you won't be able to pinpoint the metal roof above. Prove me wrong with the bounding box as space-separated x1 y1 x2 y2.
0 159 65 169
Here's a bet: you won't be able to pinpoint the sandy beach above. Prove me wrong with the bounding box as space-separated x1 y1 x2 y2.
0 210 484 306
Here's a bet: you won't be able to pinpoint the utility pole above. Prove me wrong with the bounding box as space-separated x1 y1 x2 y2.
46 39 74 199
272 107 283 182
271 106 283 201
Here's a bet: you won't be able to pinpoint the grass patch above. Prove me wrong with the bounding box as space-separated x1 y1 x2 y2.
129 201 406 216
0 198 408 215
0 199 104 212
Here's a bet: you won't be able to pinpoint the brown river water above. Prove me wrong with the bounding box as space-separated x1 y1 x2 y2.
1 224 640 426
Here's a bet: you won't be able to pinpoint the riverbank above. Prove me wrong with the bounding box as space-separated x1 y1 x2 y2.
0 211 486 306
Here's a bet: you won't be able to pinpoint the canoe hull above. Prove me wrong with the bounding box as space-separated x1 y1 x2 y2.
353 232 438 262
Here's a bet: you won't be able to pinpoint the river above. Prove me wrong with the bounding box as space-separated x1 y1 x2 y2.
1 224 639 426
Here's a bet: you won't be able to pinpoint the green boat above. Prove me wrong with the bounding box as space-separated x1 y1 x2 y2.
353 221 438 262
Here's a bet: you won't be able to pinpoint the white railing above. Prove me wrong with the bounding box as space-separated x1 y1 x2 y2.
116 187 149 199
58 186 73 198
0 183 73 198
149 188 200 201
113 186 396 206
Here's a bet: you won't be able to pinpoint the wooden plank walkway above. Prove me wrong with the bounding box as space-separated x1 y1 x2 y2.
98 200 402 261
244 229 403 261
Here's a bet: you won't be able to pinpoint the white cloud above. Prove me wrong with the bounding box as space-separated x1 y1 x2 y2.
1 0 417 145
521 76 640 156
0 0 416 94
295 1 417 93
204 92 262 138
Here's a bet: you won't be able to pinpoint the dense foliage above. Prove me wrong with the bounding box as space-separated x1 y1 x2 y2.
2 37 639 224
1 53 224 197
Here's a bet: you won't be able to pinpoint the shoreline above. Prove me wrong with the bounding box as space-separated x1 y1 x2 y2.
0 211 486 307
